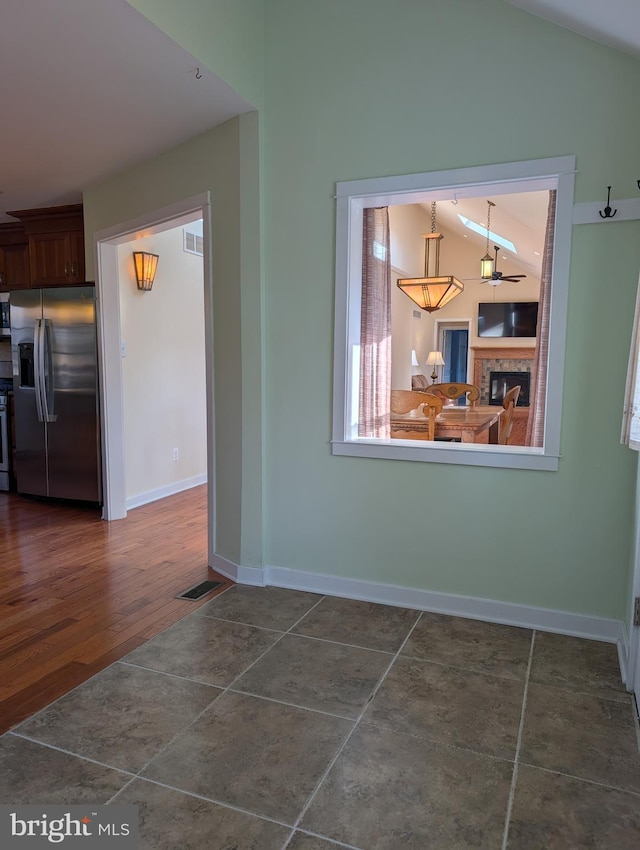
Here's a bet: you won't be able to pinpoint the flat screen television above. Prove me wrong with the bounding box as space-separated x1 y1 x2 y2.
477 301 538 338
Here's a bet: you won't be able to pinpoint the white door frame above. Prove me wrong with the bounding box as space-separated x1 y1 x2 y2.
94 192 216 566
433 318 473 382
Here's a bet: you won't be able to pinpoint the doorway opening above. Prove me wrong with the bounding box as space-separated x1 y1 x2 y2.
94 192 215 567
435 319 472 396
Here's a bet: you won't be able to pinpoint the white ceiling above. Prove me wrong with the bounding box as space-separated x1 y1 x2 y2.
505 0 640 60
0 0 251 223
0 0 637 231
431 191 550 280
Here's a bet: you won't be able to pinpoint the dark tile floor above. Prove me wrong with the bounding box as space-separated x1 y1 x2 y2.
2 586 640 849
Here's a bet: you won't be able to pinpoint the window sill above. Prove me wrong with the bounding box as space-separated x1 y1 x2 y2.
331 439 559 471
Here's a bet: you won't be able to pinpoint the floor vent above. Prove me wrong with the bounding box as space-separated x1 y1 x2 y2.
176 580 223 600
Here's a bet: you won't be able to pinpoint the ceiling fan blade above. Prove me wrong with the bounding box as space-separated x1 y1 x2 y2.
501 275 527 282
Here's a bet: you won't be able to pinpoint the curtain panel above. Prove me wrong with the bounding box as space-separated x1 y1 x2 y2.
526 189 556 448
359 207 391 438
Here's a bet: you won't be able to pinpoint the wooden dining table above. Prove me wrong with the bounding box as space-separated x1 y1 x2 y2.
390 404 504 444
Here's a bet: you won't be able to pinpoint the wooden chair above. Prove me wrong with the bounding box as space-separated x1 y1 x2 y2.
498 385 521 445
390 390 443 441
427 382 480 407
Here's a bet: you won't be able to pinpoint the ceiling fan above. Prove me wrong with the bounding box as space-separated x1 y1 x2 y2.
470 245 527 286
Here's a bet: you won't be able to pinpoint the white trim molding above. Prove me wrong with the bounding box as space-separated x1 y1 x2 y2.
332 156 576 472
126 475 207 511
210 553 265 587
266 564 624 644
573 196 640 225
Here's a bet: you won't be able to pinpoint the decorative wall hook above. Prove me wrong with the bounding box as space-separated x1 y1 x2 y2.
599 186 617 219
637 179 640 191
195 67 202 80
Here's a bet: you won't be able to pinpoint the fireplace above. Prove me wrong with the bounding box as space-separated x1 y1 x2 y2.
489 371 530 407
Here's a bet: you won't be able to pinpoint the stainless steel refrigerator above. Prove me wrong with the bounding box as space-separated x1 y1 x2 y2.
10 286 102 503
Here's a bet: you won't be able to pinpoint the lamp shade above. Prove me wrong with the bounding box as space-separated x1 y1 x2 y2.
426 350 445 382
480 252 495 279
426 351 445 367
481 200 496 279
133 251 159 291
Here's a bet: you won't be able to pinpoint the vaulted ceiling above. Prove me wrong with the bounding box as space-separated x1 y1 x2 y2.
0 0 637 229
505 1 640 60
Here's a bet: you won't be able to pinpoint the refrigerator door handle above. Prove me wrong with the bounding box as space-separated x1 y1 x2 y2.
40 318 57 423
33 318 45 423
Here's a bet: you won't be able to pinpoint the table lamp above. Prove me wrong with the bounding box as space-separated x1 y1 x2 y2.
426 350 445 383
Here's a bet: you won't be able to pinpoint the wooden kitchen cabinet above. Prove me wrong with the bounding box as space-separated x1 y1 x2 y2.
6 204 86 287
0 223 30 291
0 242 30 291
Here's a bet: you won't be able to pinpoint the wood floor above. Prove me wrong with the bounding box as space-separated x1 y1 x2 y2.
0 485 233 735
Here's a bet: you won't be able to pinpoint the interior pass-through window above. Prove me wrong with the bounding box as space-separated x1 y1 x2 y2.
331 156 575 471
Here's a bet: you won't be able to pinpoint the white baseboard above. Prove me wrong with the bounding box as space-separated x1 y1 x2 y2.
126 474 207 510
266 564 625 644
206 558 628 675
210 553 265 586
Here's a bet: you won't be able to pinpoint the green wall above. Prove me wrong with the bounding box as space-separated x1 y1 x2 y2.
261 0 640 619
127 0 264 109
83 113 263 568
88 0 640 623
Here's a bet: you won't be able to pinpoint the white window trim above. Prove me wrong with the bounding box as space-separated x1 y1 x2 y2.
331 156 576 471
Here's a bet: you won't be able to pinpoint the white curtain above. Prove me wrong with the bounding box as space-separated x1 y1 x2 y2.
621 269 640 450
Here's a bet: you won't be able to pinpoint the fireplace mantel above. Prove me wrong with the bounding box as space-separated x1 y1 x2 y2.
472 346 535 361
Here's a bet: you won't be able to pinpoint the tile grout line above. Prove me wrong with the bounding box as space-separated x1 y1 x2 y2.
281 610 425 848
105 773 296 830
8 593 331 804
284 827 364 850
221 594 329 693
8 731 140 780
1 584 235 736
513 760 640 798
501 629 536 850
119 594 330 784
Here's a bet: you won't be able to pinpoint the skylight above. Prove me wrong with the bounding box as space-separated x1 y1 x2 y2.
457 214 517 254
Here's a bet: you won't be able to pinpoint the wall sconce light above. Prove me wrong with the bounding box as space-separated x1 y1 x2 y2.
426 350 445 383
133 251 159 291
411 350 419 367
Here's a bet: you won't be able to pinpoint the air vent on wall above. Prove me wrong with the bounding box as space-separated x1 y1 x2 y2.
183 229 204 256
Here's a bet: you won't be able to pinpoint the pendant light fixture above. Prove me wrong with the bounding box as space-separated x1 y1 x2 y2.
396 202 463 313
480 200 496 279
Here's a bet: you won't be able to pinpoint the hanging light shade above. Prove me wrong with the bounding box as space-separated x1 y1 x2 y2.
133 251 159 291
397 202 463 313
480 200 495 279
